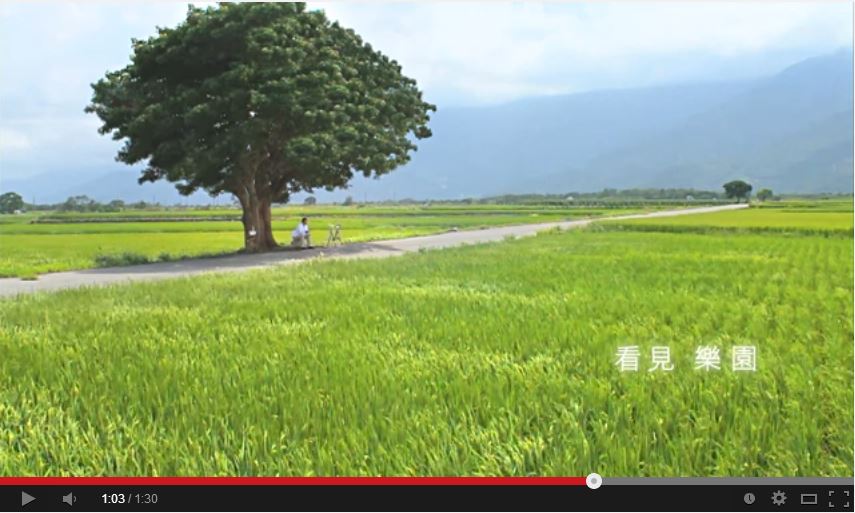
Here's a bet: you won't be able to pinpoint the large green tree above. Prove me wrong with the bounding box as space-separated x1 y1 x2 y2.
723 180 753 202
0 192 24 214
86 2 434 251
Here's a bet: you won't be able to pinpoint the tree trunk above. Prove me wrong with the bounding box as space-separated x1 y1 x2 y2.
237 186 278 253
260 201 277 248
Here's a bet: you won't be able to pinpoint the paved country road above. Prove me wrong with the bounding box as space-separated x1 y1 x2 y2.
0 203 748 298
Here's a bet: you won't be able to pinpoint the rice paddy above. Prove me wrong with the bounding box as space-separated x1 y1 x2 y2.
0 202 851 477
0 204 646 278
603 201 853 237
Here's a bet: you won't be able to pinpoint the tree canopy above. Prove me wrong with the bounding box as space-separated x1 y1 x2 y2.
756 188 774 201
723 180 753 202
0 192 24 213
86 2 435 251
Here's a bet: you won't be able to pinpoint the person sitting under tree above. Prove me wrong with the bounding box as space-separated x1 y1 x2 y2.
291 217 313 249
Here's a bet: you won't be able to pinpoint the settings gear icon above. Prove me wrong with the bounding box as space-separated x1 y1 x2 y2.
771 490 787 506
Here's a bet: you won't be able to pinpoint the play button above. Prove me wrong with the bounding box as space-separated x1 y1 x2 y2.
21 491 36 507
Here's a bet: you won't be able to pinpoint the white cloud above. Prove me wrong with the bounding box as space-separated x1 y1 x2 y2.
0 1 851 180
0 128 32 153
314 1 852 104
0 2 191 113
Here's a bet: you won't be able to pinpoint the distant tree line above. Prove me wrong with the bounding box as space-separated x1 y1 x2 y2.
3 187 851 214
480 188 726 204
55 195 129 212
9 194 163 213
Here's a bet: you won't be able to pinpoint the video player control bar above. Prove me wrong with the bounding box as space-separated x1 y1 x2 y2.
2 477 852 511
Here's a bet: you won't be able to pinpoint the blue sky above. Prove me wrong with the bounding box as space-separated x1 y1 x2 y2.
0 1 852 182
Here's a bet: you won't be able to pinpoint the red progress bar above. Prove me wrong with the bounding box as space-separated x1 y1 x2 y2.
0 477 587 486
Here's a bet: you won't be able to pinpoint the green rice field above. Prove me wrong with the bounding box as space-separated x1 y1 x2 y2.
0 205 647 278
605 201 853 237
0 202 851 476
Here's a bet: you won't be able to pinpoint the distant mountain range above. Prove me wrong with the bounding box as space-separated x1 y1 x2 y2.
2 50 852 204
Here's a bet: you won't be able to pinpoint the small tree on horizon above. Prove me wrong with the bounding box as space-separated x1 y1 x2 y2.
303 196 317 206
756 188 773 202
723 180 753 203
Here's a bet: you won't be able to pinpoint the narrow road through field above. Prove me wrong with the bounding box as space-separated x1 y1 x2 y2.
0 204 748 297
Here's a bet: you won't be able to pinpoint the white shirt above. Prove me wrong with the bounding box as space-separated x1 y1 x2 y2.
292 222 309 237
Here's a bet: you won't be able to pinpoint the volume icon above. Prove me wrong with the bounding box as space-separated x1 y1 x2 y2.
62 492 77 506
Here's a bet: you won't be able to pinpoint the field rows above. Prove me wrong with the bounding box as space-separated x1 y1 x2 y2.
0 208 643 278
607 209 853 229
0 217 851 476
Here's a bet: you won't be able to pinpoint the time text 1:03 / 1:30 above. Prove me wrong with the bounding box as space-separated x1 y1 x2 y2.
101 493 159 504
